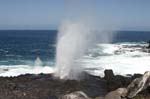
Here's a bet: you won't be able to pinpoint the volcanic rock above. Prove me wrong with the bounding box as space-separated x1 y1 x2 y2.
0 73 107 99
104 88 127 99
127 71 150 98
0 69 148 99
103 70 131 91
104 69 114 80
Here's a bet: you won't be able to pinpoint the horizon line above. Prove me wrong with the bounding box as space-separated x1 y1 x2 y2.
0 29 150 32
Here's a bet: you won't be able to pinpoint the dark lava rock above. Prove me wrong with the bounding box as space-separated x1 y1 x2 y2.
0 73 107 99
132 74 143 80
104 69 114 80
147 41 150 49
103 70 132 92
0 70 148 99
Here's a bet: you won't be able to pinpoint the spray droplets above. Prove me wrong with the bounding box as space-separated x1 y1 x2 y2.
55 20 92 80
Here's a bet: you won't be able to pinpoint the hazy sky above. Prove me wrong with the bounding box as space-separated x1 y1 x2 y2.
0 0 150 30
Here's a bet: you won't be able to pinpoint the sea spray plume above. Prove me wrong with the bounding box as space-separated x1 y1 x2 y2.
34 56 43 66
55 20 92 80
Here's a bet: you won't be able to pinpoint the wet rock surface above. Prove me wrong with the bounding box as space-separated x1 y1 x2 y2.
0 70 149 99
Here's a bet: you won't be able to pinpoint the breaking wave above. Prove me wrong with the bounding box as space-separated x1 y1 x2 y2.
0 42 150 77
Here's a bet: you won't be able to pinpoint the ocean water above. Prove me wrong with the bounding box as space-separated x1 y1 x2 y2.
0 30 56 76
0 30 150 76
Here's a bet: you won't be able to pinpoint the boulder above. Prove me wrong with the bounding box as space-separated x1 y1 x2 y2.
104 69 131 91
127 71 150 98
59 91 89 99
147 41 150 49
104 69 114 80
104 88 127 99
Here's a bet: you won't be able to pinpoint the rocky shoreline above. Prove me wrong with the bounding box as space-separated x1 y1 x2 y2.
0 70 149 99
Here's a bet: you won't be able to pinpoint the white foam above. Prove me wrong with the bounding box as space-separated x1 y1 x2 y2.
0 65 54 77
97 44 120 55
0 42 149 77
83 42 150 77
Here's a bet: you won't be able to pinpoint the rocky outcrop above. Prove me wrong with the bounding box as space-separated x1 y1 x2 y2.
127 71 150 98
59 70 150 99
104 69 114 80
0 73 107 99
103 71 150 99
147 41 150 49
60 88 128 99
104 69 132 91
0 70 149 99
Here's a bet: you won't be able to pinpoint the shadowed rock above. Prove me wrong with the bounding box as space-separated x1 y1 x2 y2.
147 41 150 49
104 69 114 80
104 70 131 91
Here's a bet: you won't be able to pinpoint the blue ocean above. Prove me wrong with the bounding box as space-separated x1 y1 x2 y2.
0 30 57 66
0 30 150 76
